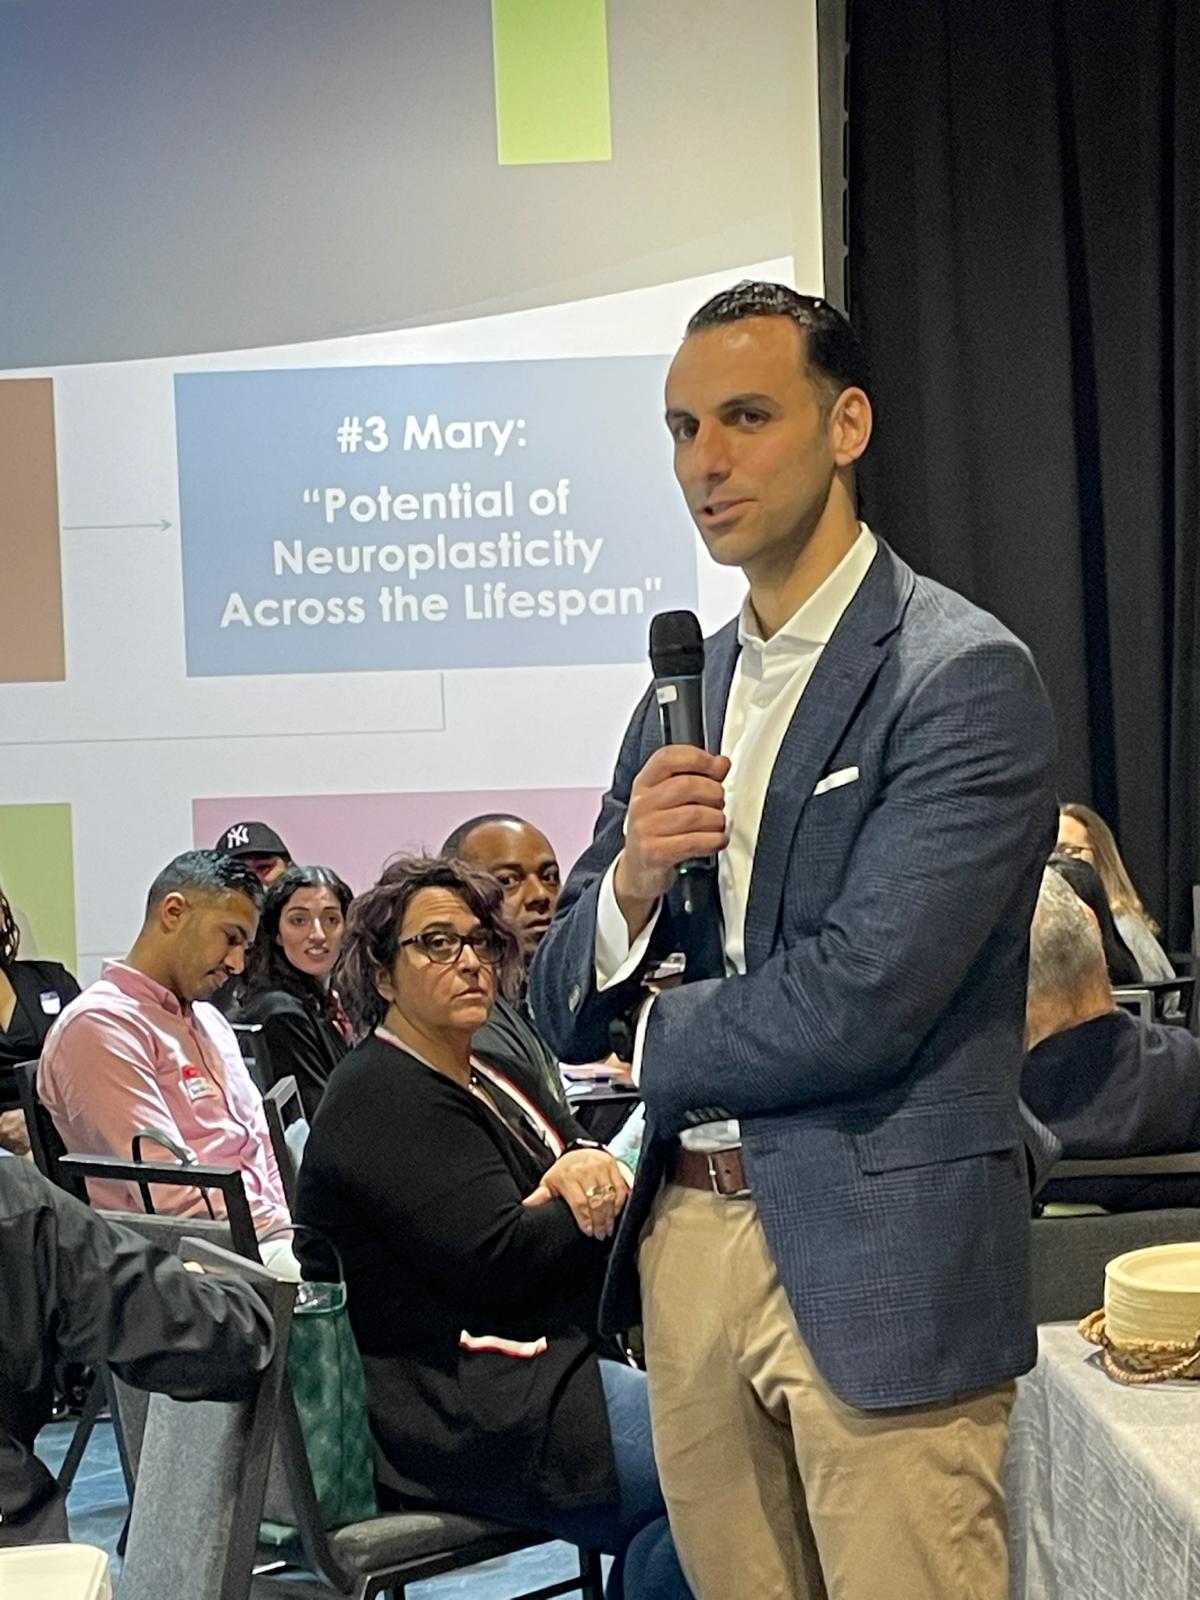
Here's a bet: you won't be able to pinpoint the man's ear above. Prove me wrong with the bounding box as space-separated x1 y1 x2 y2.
157 891 188 933
831 386 873 468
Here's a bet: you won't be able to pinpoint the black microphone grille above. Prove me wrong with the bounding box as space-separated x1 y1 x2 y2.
649 610 704 678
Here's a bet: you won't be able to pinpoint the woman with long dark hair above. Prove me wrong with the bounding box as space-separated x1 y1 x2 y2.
0 886 80 1154
296 856 691 1600
231 865 353 1120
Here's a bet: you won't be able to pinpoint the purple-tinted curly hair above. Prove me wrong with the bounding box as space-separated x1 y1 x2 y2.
337 855 523 1034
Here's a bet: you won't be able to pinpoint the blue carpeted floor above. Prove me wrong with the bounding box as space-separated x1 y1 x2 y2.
38 1418 595 1597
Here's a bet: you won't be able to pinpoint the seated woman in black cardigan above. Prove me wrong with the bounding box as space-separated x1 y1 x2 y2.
231 865 353 1120
295 857 691 1600
0 886 80 1155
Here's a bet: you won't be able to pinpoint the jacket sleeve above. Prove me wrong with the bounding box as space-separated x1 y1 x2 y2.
304 1077 605 1317
529 683 683 1062
637 639 1058 1127
0 1161 273 1401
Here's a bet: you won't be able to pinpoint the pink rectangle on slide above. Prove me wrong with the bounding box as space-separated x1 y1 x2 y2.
192 788 605 893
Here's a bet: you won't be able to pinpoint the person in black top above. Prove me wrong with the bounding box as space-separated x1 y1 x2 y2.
231 866 353 1120
296 857 691 1600
1022 868 1200 1210
441 813 568 1108
441 813 563 962
0 886 80 1154
0 1153 273 1545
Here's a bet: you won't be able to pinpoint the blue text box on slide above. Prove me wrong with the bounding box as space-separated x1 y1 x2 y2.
175 357 699 677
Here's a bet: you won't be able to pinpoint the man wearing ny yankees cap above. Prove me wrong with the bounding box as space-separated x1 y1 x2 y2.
214 820 292 887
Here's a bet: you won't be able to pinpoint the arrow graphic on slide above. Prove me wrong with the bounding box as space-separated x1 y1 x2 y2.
62 518 173 533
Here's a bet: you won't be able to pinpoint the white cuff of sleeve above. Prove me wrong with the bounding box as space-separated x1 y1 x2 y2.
594 856 661 991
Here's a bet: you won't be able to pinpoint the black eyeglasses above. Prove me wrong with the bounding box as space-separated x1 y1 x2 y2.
398 928 505 966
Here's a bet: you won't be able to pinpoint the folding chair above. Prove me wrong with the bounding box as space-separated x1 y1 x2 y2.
263 1075 309 1212
259 1378 604 1600
105 1216 604 1600
118 1240 296 1600
56 1159 263 1539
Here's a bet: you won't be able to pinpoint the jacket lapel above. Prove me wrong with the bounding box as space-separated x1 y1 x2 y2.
703 618 740 753
742 543 915 969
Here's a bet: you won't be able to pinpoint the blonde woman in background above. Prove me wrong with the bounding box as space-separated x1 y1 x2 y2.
1057 803 1176 982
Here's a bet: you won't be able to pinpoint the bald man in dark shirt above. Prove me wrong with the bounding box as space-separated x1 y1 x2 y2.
1022 870 1200 1211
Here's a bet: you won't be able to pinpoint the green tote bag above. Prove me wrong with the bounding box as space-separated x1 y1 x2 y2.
260 1250 378 1543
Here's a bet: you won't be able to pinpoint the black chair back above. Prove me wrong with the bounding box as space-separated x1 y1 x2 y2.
1032 1151 1200 1323
262 1075 308 1212
1032 1207 1200 1323
1113 975 1195 1025
15 1057 77 1194
231 1021 275 1093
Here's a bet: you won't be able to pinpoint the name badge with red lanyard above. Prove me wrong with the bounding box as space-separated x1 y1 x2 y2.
181 1064 218 1102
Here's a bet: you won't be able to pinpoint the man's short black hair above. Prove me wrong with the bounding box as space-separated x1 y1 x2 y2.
145 850 264 917
440 813 526 859
685 280 870 412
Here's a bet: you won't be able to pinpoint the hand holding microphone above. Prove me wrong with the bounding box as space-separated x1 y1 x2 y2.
613 611 731 935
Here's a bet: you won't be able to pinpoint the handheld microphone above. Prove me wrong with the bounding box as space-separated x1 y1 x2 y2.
649 610 713 887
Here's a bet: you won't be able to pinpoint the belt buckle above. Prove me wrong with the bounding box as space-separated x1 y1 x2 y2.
706 1150 749 1199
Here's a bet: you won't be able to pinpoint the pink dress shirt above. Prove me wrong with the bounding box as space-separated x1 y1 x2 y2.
38 960 290 1234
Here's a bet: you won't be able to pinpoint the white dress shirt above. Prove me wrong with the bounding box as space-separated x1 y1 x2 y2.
595 525 878 1149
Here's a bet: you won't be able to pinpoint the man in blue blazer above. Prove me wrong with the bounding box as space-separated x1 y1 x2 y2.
530 282 1057 1599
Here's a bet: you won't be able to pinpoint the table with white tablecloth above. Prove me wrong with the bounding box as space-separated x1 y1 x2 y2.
1007 1322 1200 1599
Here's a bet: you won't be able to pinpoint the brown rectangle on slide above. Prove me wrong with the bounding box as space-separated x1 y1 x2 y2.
0 378 65 682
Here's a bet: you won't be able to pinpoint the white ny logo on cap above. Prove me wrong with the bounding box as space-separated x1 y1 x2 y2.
225 824 250 848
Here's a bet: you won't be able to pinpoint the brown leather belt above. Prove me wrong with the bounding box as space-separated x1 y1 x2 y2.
668 1143 749 1197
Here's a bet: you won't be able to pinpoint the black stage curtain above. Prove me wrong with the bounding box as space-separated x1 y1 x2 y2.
847 0 1199 947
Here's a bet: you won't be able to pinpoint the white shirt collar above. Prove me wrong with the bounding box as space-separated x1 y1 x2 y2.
737 524 878 657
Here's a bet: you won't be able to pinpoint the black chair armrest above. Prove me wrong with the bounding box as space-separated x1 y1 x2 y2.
57 1153 260 1259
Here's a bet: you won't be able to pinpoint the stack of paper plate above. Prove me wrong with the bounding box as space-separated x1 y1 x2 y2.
1106 1242 1200 1346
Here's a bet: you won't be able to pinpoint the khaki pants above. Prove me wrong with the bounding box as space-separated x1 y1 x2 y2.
638 1183 1014 1600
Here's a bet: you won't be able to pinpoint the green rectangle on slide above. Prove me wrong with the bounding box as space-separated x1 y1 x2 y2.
0 803 77 972
493 0 612 165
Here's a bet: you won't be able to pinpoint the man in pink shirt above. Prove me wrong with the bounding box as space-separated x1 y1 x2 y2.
39 850 295 1272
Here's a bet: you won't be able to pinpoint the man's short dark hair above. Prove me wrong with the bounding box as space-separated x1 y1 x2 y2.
145 850 264 917
685 280 870 413
440 813 525 859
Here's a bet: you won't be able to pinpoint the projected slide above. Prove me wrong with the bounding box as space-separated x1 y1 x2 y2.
1 0 822 979
176 357 697 675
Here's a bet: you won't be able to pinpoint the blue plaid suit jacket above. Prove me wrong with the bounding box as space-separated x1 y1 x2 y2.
530 540 1058 1408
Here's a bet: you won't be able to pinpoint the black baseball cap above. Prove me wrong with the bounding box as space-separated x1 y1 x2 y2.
214 821 291 860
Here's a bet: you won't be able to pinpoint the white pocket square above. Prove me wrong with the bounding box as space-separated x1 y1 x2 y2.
812 765 860 796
